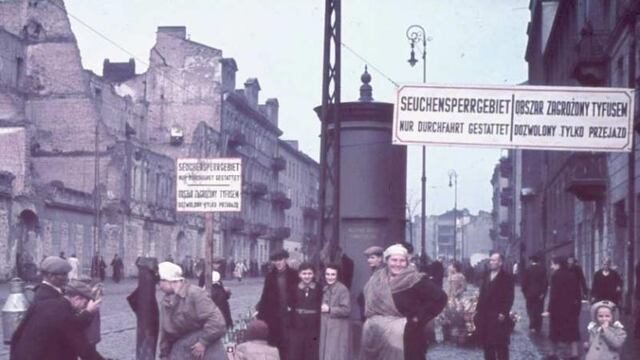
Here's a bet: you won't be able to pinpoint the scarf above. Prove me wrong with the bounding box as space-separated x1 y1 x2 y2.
363 265 424 318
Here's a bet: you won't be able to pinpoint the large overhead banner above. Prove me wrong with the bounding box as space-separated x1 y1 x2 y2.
176 158 242 212
393 84 634 152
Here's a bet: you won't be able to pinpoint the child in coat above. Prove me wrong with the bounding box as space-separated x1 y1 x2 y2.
585 300 627 360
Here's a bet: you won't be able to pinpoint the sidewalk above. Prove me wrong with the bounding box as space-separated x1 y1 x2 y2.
518 287 640 360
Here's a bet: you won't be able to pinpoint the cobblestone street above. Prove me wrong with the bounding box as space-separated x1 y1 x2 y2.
2 278 640 359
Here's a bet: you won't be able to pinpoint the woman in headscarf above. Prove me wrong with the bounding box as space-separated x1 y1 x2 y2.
361 244 447 360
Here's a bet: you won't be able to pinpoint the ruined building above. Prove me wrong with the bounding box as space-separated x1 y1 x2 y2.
0 0 318 280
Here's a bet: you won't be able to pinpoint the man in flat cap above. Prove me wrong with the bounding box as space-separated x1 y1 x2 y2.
34 255 72 303
256 249 298 360
11 280 106 360
157 261 226 359
363 246 384 272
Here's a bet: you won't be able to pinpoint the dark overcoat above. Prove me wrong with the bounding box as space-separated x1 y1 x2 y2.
521 263 547 299
10 297 103 360
548 267 581 342
393 276 447 360
475 269 515 346
429 261 445 288
210 283 233 327
591 269 623 305
256 266 298 354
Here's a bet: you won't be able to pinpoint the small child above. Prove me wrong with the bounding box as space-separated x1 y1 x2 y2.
584 300 627 360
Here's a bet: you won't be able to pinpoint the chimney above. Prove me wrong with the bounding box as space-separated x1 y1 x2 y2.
244 78 260 109
265 98 279 126
220 58 238 93
157 26 187 40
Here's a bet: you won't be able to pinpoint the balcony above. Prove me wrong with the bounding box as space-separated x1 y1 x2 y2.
303 205 319 219
273 226 291 240
221 216 244 232
499 157 512 178
249 223 268 237
271 156 286 172
247 182 268 198
270 190 292 209
565 154 606 201
520 187 537 200
500 187 513 206
499 222 511 237
573 25 608 86
228 129 246 148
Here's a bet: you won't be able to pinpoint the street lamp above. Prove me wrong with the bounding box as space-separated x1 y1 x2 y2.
406 24 429 266
448 169 458 261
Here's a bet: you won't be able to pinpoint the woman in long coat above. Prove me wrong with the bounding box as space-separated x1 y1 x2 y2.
547 256 582 359
319 264 351 360
361 244 447 360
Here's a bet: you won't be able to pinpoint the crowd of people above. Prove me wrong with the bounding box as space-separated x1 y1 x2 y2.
9 245 640 360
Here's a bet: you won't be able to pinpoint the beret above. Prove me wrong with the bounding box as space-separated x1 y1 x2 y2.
40 256 72 275
363 246 384 257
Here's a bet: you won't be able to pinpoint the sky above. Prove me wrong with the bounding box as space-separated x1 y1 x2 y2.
65 0 531 216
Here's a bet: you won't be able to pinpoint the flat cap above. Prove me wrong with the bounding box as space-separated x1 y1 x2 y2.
212 256 225 264
65 280 94 300
269 249 289 261
40 256 72 275
363 246 384 257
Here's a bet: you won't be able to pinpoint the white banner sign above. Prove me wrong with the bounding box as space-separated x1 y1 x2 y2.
393 84 634 152
176 158 242 212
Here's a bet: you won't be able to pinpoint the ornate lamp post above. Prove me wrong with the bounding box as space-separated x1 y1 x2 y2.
448 169 458 261
406 25 428 264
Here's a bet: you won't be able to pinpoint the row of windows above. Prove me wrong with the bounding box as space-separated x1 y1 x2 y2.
131 164 173 206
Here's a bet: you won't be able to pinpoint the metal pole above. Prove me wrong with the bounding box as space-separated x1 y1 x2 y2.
407 24 428 262
449 169 457 261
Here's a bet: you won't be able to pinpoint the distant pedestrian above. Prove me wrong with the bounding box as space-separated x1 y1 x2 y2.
584 300 626 360
521 255 547 333
210 270 233 328
157 261 226 359
567 256 589 299
234 260 248 282
235 320 280 360
68 254 80 280
59 251 66 259
546 256 581 360
288 262 322 360
319 264 351 360
98 256 106 282
591 259 623 306
111 254 124 283
256 250 298 360
475 252 514 360
441 261 467 343
429 255 445 288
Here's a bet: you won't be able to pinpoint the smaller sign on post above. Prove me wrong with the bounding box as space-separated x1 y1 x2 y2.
176 158 242 213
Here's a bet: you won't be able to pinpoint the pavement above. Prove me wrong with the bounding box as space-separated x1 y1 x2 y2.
1 278 639 359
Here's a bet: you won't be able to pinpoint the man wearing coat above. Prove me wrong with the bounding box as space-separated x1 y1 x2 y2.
10 280 105 360
475 252 515 360
520 255 547 333
256 249 298 360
